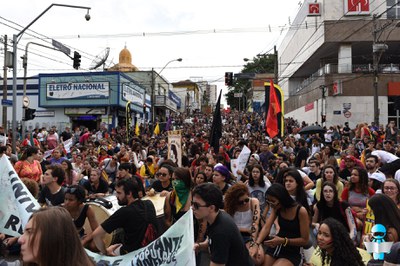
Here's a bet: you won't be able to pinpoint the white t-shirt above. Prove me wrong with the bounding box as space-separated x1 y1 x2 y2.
372 150 399 163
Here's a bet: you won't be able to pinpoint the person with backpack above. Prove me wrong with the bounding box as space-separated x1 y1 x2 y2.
92 178 158 255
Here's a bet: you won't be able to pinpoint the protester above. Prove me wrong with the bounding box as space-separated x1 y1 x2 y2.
83 168 109 198
314 165 344 202
224 183 260 243
150 164 174 195
18 207 95 266
38 164 65 206
63 185 99 249
164 167 192 228
341 167 375 226
213 164 232 195
308 218 367 266
13 146 42 183
367 193 400 243
251 183 310 266
92 178 158 255
192 183 254 266
312 181 357 242
382 178 400 208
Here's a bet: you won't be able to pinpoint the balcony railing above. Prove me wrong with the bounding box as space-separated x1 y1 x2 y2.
294 63 400 93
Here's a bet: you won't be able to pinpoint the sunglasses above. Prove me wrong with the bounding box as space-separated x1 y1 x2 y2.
238 197 250 205
156 172 168 177
191 201 209 210
65 187 77 194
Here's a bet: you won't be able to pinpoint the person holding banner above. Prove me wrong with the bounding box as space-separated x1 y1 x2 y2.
192 183 254 266
18 207 95 266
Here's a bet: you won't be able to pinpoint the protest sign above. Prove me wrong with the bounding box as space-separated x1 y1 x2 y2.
0 155 40 237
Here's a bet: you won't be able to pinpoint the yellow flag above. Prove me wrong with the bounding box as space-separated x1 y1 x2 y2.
135 121 140 136
154 123 160 135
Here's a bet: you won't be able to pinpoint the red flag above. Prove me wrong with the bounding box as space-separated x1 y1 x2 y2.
266 79 281 138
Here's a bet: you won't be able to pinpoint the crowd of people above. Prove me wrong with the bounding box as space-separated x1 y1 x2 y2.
1 110 400 265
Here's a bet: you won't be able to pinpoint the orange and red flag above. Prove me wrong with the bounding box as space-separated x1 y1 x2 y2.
266 79 281 138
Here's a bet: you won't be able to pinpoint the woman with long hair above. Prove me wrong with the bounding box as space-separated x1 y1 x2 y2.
312 182 357 242
250 184 310 266
382 178 400 209
283 169 311 215
224 183 260 243
341 167 375 223
368 193 400 242
308 218 367 266
314 165 344 202
61 160 79 186
247 164 270 215
18 207 95 266
13 146 42 182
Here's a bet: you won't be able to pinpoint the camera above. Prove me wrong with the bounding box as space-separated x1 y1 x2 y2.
85 13 91 21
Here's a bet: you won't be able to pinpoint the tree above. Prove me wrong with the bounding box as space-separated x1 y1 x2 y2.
226 55 275 109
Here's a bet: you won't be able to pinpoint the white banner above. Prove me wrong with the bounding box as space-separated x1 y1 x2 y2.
0 155 41 237
63 138 73 154
231 145 251 181
0 153 196 265
46 82 110 100
86 209 195 265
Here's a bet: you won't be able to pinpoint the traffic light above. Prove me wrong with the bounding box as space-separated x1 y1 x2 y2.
24 108 36 121
73 51 81 69
143 103 147 114
225 72 233 86
321 114 326 123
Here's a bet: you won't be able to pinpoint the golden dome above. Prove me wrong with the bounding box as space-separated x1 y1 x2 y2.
119 46 132 64
108 45 139 72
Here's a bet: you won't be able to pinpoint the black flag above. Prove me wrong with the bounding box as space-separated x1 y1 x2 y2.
209 90 222 153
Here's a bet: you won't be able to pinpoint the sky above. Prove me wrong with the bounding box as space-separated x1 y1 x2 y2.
0 0 301 106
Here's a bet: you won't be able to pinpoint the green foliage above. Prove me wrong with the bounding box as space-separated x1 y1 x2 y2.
226 55 275 108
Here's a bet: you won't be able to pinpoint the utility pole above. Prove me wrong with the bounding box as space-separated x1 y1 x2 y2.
2 35 7 130
372 14 389 126
274 45 278 84
151 68 155 131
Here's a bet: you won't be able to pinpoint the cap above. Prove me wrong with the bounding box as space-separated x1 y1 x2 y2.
345 155 356 161
213 165 231 181
369 172 386 183
251 154 260 163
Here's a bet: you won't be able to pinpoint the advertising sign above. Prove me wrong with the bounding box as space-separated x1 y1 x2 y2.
122 83 144 105
46 82 109 100
344 0 370 15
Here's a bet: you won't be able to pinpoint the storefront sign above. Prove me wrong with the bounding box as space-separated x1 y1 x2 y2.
35 110 55 117
65 107 106 115
169 91 181 108
46 82 109 100
122 84 144 105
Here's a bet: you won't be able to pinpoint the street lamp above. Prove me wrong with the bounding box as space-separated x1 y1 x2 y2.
151 58 182 128
159 58 182 75
11 3 91 153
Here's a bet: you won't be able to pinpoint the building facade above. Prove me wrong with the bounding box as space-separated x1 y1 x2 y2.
279 0 400 127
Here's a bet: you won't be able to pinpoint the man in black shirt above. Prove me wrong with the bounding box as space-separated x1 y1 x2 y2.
38 164 65 206
192 183 254 266
92 178 157 255
294 138 308 169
